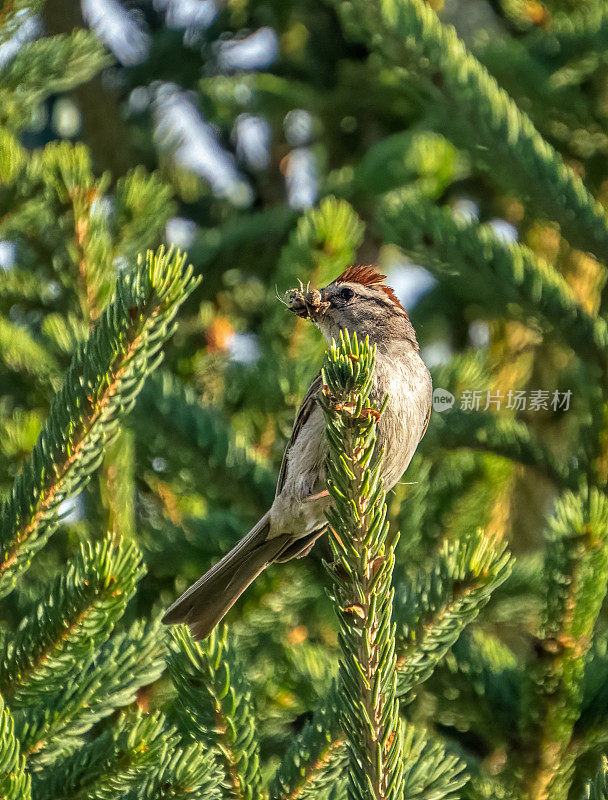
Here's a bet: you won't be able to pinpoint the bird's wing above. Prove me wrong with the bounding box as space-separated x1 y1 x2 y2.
275 371 323 497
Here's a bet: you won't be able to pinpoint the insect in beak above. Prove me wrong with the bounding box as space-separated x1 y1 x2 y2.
285 288 309 318
285 286 330 318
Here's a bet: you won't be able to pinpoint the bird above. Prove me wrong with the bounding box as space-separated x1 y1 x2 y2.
162 265 432 639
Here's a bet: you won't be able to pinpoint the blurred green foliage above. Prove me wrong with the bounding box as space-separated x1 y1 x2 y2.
3 0 608 797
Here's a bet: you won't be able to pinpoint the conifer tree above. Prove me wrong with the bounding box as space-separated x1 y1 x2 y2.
5 0 608 798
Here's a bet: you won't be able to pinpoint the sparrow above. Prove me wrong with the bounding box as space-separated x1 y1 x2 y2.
162 265 432 639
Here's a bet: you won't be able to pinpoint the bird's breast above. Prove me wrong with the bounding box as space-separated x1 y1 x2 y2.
371 348 432 491
271 346 431 537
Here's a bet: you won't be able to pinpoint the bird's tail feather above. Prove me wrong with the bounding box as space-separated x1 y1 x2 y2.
161 511 291 640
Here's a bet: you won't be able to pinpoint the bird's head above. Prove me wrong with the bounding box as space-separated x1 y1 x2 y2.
285 265 418 349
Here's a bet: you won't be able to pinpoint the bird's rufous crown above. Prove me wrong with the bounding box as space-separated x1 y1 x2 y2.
335 264 408 316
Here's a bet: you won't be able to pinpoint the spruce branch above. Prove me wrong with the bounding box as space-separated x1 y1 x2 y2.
15 620 165 763
271 198 364 356
275 197 364 291
34 711 179 800
136 742 223 800
191 205 296 277
0 537 144 706
168 626 263 800
348 129 460 199
580 638 608 734
462 771 519 800
113 167 176 263
427 407 577 489
525 488 608 800
393 530 513 698
0 696 31 800
526 7 608 68
140 509 252 584
400 725 467 800
584 757 608 800
431 630 521 748
101 429 136 542
471 29 608 172
0 127 25 192
40 141 113 321
0 268 58 310
271 706 467 800
36 709 221 799
0 409 41 462
269 681 346 800
378 193 608 367
393 451 485 555
0 316 60 388
40 312 88 357
0 246 199 598
320 329 404 800
332 0 608 274
270 529 511 800
140 371 276 506
0 31 110 126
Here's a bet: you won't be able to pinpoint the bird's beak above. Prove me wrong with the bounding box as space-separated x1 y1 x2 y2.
286 287 330 318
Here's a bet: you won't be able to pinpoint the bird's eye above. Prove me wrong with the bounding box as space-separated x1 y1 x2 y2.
339 287 354 301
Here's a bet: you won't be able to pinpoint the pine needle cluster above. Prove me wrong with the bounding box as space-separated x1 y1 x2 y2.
4 0 608 798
